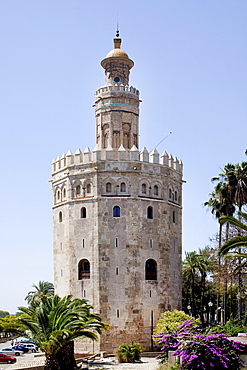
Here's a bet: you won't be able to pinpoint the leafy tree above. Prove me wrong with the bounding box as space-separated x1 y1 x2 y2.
18 295 106 370
0 310 10 318
25 281 54 305
153 310 199 337
0 315 25 336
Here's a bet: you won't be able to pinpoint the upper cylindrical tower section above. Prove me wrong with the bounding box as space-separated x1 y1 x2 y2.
95 33 140 151
101 36 134 86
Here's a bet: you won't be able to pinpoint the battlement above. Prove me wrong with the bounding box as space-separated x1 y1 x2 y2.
52 145 183 175
95 84 139 97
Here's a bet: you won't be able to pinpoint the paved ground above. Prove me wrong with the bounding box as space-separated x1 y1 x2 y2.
2 356 159 370
0 339 160 370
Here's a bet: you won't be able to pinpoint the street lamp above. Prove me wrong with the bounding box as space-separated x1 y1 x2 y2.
187 302 191 316
208 301 213 325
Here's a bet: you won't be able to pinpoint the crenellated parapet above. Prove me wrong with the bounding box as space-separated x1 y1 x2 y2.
95 84 139 98
51 145 183 174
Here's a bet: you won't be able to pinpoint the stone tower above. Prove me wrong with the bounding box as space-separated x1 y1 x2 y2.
52 33 183 353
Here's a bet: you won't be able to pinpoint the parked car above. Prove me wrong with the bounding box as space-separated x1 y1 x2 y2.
12 345 29 353
0 347 23 356
19 343 38 352
0 352 16 364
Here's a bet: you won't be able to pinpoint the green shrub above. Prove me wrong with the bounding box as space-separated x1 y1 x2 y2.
210 318 246 336
116 342 142 363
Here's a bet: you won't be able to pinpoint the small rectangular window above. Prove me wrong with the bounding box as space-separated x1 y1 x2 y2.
116 309 120 318
61 269 63 277
115 237 118 248
82 239 85 248
116 267 119 275
149 239 153 248
150 290 152 298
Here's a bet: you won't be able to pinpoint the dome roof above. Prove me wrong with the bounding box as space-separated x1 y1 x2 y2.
101 36 134 69
106 48 129 59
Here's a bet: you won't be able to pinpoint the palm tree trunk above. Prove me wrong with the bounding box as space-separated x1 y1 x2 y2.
44 354 60 370
45 342 77 370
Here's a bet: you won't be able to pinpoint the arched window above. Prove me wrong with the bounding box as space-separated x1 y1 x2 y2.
106 182 112 193
142 183 147 194
145 259 157 280
78 259 90 280
59 211 62 223
57 190 60 201
113 206 120 217
147 206 153 219
81 207 86 218
154 185 158 196
175 190 178 201
120 182 126 192
63 188 66 198
76 185 80 196
169 188 172 199
86 183 91 194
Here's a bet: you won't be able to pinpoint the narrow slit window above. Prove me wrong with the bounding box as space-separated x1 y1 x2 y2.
154 185 158 196
120 182 126 192
147 206 153 219
142 183 146 194
106 182 112 193
116 267 119 275
116 309 120 318
59 211 63 223
173 211 176 223
149 239 153 248
76 185 81 196
115 237 118 248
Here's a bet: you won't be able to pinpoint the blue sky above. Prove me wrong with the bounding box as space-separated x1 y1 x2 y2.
0 0 246 313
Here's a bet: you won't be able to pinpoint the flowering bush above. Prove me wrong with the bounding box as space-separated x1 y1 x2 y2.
154 320 246 369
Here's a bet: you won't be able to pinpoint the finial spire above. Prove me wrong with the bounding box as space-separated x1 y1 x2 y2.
116 28 119 38
114 24 121 49
116 11 119 37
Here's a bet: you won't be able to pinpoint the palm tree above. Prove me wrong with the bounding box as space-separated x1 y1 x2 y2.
219 212 247 255
25 281 54 305
183 251 199 318
219 212 247 324
233 162 247 212
197 248 212 325
18 295 106 370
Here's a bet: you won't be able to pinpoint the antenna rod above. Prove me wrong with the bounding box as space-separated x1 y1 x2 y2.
151 132 172 151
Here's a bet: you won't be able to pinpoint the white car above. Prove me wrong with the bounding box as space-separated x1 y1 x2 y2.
0 347 23 356
19 343 38 353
